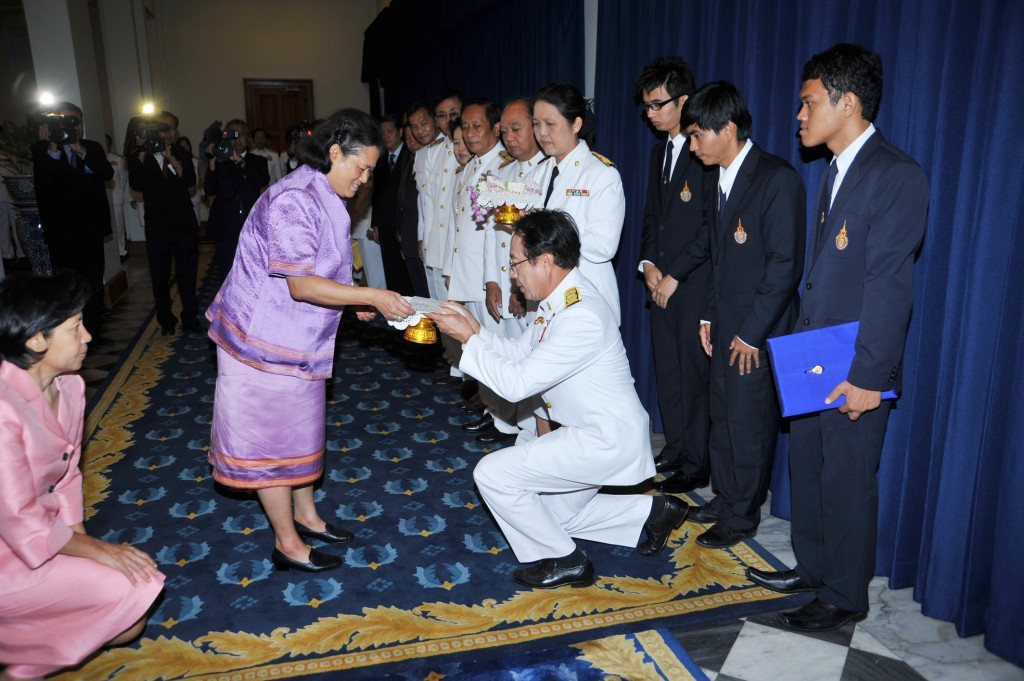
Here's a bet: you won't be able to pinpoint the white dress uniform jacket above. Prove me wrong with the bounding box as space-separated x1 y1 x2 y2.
535 140 625 325
415 133 448 268
443 142 506 302
461 269 655 561
486 151 546 322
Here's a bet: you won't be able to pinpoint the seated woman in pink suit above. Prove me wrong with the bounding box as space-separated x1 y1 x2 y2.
0 272 164 681
206 109 415 574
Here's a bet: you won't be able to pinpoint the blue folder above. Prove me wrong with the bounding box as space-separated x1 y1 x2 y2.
766 321 898 417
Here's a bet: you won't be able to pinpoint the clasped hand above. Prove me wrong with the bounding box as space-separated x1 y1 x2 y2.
825 380 882 421
427 301 479 344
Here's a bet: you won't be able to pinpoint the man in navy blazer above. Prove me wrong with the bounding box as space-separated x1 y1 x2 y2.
746 44 929 632
665 82 806 549
636 57 713 493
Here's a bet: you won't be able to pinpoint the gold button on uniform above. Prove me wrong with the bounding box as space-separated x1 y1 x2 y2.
545 402 552 408
501 265 507 272
454 247 459 253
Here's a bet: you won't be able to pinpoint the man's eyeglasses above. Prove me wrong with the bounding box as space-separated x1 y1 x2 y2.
640 95 682 113
509 256 533 271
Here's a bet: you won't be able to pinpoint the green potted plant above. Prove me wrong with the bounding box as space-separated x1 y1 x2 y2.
0 119 50 274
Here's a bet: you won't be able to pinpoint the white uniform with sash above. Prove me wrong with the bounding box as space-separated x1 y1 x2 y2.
461 269 655 562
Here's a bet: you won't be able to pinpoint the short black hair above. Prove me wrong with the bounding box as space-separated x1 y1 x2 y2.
55 101 83 117
406 100 432 121
503 97 533 117
0 271 92 369
680 81 752 140
634 56 696 99
533 83 595 140
513 210 581 269
225 118 249 136
160 110 180 129
378 114 401 129
802 43 883 122
297 108 382 174
462 98 501 128
434 89 464 110
448 117 462 138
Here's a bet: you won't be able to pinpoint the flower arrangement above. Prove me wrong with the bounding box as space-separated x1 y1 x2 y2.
469 172 543 227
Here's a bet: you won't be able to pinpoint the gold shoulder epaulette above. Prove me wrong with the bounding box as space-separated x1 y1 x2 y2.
591 151 614 167
455 165 465 174
498 150 515 168
564 286 582 308
428 137 444 148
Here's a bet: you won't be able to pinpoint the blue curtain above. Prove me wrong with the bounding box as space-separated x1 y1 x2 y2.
362 0 584 117
595 0 1024 666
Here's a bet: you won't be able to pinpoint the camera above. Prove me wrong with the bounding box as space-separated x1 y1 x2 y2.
122 115 171 157
201 121 241 161
28 113 81 145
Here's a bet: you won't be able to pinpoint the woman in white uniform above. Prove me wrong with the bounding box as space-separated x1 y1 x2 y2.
532 83 626 325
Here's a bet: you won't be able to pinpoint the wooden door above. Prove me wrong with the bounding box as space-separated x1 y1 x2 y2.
243 79 314 153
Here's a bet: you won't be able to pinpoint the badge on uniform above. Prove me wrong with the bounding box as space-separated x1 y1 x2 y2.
734 218 748 244
835 220 849 250
566 188 589 197
534 316 545 325
564 287 582 308
680 181 692 202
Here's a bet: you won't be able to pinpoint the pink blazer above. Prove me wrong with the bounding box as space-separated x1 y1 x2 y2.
0 361 85 592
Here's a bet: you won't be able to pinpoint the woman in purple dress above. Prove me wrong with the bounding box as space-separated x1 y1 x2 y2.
206 109 414 573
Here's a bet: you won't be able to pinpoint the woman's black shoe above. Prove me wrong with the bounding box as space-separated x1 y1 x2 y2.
271 547 342 572
294 520 355 544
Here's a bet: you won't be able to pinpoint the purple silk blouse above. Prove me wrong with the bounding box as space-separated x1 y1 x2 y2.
206 164 353 380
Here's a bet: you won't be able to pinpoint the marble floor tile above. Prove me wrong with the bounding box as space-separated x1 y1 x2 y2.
719 621 849 681
841 647 927 681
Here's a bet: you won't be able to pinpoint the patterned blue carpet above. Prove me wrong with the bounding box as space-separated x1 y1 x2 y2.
64 271 795 681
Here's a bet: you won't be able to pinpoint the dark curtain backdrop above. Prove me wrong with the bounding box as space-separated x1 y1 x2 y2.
362 0 1024 666
362 0 584 118
595 0 1024 667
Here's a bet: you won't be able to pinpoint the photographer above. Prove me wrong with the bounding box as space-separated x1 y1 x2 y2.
30 102 113 337
203 119 269 277
126 110 202 335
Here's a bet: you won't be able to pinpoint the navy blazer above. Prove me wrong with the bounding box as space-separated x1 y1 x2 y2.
640 139 712 311
798 131 929 392
677 143 806 349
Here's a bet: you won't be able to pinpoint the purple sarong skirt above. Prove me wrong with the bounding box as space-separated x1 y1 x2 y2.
209 347 326 489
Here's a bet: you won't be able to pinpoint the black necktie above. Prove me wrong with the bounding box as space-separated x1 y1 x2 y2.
544 166 560 208
718 186 727 227
388 152 396 170
662 140 673 184
825 160 838 217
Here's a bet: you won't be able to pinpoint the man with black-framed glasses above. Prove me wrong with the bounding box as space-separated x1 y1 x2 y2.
427 209 686 589
635 57 713 494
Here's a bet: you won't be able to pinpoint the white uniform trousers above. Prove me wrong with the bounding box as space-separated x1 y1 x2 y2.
473 444 653 562
354 236 386 290
431 267 463 377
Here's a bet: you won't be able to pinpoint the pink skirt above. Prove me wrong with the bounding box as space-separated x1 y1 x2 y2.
209 347 326 489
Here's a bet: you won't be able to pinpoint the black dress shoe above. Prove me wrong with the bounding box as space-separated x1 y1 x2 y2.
746 566 817 594
683 503 720 524
181 318 205 333
475 427 516 445
462 413 494 433
294 520 354 544
513 548 594 589
637 496 689 556
433 375 459 385
653 454 681 474
695 521 753 549
271 547 342 572
655 471 710 494
459 379 479 401
777 597 867 632
459 401 486 413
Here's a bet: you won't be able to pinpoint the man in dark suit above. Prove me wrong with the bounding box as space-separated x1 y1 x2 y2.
128 110 201 335
31 101 113 337
667 82 806 549
203 119 269 278
635 57 712 493
746 44 929 632
371 114 414 295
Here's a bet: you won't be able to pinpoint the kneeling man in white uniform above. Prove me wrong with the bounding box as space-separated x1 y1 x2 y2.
429 210 689 589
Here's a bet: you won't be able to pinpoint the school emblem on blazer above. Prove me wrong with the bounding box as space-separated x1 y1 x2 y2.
835 220 849 250
680 180 692 202
734 218 748 244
